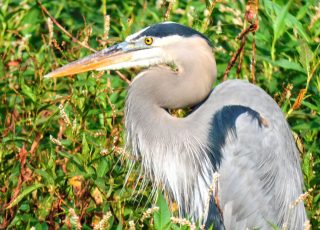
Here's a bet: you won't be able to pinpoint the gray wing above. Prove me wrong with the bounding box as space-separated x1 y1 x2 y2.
204 80 306 230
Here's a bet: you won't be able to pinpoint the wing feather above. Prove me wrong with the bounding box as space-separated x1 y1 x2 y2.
207 103 306 229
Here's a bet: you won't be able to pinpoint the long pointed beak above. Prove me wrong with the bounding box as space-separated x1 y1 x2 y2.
44 42 133 78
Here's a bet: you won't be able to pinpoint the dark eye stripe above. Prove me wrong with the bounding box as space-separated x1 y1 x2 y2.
134 22 212 47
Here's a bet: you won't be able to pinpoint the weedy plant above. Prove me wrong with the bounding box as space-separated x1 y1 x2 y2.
0 0 319 229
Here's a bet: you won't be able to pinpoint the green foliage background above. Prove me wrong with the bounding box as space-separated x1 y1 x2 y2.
0 0 319 229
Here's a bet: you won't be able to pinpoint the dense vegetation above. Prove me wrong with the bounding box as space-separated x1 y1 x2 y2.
0 0 319 229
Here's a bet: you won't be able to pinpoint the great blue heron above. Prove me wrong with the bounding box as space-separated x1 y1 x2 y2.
45 22 306 229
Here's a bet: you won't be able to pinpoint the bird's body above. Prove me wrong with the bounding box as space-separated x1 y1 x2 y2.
45 22 307 229
125 37 306 229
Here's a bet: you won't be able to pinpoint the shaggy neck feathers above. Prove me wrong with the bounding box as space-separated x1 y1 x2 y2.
124 38 217 220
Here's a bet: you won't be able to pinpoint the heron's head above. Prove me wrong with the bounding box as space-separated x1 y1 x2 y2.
44 22 212 78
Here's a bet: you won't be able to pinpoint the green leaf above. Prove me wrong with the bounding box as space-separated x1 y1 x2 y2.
115 223 123 230
0 58 4 76
37 196 54 221
96 157 110 178
267 221 281 230
19 203 30 212
273 0 293 42
82 133 90 155
257 55 305 73
58 151 84 170
273 59 304 73
34 169 55 185
302 101 320 113
20 80 36 103
298 41 313 73
21 7 41 25
6 184 44 209
170 224 182 230
94 177 107 191
302 151 314 185
154 193 171 230
263 0 311 42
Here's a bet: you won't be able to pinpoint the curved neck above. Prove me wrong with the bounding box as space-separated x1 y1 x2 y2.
128 37 216 110
124 37 217 220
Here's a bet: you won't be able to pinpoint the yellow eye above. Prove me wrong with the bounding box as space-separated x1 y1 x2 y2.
144 37 153 45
